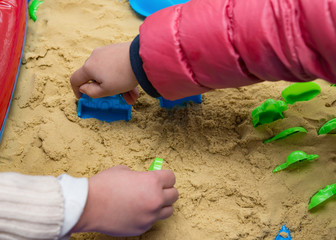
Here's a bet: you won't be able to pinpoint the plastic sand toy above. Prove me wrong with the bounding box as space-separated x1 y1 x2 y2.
275 225 291 240
331 84 336 87
148 158 163 171
308 183 336 210
28 0 44 22
281 82 321 104
273 151 318 173
78 94 132 122
318 118 336 135
263 127 307 143
159 95 202 108
251 99 288 127
129 0 190 17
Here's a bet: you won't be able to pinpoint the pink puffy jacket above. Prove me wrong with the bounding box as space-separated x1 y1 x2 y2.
139 0 336 100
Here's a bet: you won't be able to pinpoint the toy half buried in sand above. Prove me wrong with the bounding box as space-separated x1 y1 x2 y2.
159 95 202 108
263 127 307 144
318 118 336 135
308 183 336 210
275 225 291 240
272 151 318 173
148 158 163 171
281 82 321 104
251 99 288 127
129 0 190 17
28 0 44 22
78 94 132 122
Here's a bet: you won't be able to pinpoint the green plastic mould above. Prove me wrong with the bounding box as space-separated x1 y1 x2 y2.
273 151 318 173
281 82 321 104
264 127 307 143
318 118 336 135
29 0 44 22
252 99 288 127
309 184 336 210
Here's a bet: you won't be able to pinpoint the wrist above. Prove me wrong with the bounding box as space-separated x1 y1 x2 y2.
125 41 139 90
129 35 160 98
70 177 98 233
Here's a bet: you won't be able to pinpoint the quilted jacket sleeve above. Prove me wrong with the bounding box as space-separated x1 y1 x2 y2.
139 0 336 100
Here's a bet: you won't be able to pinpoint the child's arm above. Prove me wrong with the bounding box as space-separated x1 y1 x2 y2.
0 172 65 239
0 168 178 239
71 0 336 102
138 0 336 100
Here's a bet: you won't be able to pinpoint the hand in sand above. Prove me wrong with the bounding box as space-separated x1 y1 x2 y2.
71 166 178 236
70 42 139 105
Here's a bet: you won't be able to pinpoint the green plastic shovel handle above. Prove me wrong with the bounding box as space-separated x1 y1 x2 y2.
148 158 163 171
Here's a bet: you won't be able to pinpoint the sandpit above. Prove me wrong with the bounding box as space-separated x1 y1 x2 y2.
1 0 336 239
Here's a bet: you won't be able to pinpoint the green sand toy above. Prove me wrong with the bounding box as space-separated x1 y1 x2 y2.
318 118 336 135
251 99 288 127
308 184 336 210
29 0 44 22
273 151 318 173
281 82 321 104
264 127 307 143
148 158 163 171
331 84 336 87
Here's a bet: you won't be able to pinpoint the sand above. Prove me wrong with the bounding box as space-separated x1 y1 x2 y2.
1 0 336 239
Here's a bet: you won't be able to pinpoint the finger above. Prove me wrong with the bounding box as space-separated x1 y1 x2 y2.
70 67 94 99
79 82 106 98
113 165 131 171
154 170 176 188
162 187 179 206
129 88 139 100
122 92 135 105
158 206 174 220
122 88 139 105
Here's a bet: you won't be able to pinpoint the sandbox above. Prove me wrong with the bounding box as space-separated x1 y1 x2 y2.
1 0 336 239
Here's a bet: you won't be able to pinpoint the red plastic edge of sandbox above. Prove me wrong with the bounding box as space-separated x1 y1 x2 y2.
0 0 27 141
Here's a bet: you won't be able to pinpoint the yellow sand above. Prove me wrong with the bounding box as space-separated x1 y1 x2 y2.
1 0 336 239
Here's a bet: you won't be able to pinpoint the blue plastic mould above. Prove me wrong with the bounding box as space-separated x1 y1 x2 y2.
78 94 132 122
275 225 291 240
129 0 190 17
159 95 202 108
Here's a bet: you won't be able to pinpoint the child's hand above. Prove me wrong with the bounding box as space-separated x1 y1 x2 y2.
71 165 179 236
70 42 140 105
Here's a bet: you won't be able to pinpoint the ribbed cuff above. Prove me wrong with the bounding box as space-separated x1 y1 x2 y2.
57 174 88 239
129 35 161 98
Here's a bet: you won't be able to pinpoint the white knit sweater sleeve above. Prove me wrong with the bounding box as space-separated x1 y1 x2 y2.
0 172 64 240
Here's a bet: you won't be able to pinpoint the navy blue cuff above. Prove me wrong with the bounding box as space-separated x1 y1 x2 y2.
129 35 160 98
